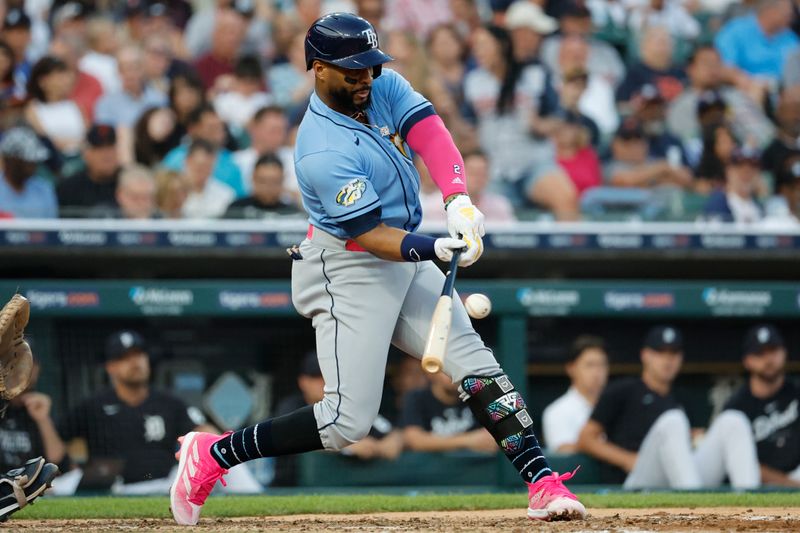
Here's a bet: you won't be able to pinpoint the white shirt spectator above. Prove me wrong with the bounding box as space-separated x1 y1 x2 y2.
214 91 274 130
32 100 86 154
542 386 593 451
627 0 701 40
181 179 235 218
578 75 619 137
233 146 297 196
79 51 120 94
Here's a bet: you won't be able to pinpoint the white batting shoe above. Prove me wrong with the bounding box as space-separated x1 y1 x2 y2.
170 431 230 525
527 468 587 521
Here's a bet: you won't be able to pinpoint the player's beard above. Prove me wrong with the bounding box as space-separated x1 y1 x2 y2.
331 85 371 115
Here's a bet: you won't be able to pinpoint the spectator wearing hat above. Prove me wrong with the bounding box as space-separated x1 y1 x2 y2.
724 324 800 487
57 124 121 217
605 118 691 189
57 330 210 488
631 84 689 167
578 326 760 489
504 1 557 65
703 145 765 223
24 55 87 156
715 0 799 86
542 335 609 452
667 45 774 158
540 2 626 89
0 126 56 218
1 7 33 99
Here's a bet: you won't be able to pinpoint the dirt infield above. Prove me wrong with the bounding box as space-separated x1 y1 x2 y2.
11 507 800 532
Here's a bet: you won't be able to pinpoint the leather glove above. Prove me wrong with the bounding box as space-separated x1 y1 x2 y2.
445 195 485 267
434 238 467 263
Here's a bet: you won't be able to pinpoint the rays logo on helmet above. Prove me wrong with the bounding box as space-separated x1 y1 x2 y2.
336 178 367 207
361 28 378 48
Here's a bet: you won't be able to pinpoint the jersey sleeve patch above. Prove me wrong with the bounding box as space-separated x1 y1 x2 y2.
335 178 367 207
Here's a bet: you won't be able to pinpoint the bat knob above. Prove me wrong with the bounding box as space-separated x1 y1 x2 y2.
421 356 442 374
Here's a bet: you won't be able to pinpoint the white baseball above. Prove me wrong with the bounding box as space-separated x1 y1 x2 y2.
465 293 491 319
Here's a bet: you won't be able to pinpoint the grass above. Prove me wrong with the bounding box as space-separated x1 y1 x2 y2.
17 492 800 520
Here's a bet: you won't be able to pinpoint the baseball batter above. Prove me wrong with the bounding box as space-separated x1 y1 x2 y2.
171 13 585 525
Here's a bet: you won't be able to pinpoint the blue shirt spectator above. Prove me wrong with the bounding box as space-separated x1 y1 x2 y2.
715 7 800 83
162 144 245 197
93 45 167 128
0 127 57 218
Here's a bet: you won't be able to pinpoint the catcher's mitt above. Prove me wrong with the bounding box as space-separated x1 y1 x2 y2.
0 295 34 416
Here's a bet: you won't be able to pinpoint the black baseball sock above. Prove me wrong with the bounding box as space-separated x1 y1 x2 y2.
210 405 323 469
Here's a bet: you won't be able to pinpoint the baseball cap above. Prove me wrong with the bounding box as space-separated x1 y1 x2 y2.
300 351 322 377
490 0 515 13
105 330 147 361
615 117 645 140
697 90 726 115
560 2 592 19
505 2 557 34
52 2 89 27
0 127 49 162
3 8 31 30
729 145 761 166
86 124 117 147
743 324 784 356
644 325 683 352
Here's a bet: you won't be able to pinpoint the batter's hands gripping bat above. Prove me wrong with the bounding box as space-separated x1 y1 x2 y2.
421 248 463 374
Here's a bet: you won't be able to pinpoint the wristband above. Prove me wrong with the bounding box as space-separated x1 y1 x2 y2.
400 233 437 262
444 193 468 210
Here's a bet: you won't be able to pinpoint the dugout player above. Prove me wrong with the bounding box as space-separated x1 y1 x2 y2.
578 325 761 489
171 13 585 525
724 324 800 487
59 330 208 486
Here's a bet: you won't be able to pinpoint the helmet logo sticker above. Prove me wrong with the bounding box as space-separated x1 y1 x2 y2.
361 29 378 49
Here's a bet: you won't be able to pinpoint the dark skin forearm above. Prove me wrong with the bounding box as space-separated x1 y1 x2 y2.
760 464 800 487
352 223 411 261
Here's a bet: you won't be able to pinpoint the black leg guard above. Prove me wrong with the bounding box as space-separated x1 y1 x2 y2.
462 375 552 483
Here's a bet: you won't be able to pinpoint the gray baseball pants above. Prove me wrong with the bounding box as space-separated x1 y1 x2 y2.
291 227 502 451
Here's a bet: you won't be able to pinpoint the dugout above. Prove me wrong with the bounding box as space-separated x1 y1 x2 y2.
3 220 799 488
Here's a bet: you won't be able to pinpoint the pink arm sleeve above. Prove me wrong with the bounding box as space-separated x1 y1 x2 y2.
405 114 468 201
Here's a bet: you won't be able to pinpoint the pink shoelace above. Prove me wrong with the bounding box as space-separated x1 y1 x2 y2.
528 466 580 501
187 466 228 506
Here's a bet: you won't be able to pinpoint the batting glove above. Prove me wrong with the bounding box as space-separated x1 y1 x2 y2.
445 195 485 268
434 238 467 263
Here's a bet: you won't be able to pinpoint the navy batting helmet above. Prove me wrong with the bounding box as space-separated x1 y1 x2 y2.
305 13 393 77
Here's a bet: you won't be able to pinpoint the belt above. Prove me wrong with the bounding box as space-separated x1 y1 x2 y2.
307 225 367 252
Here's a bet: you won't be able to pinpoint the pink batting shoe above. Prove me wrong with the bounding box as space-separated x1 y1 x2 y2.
170 431 230 525
527 468 586 521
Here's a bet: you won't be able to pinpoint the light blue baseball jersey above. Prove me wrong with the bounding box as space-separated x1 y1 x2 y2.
294 68 435 239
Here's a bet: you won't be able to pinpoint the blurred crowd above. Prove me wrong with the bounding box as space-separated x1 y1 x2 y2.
0 0 799 224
